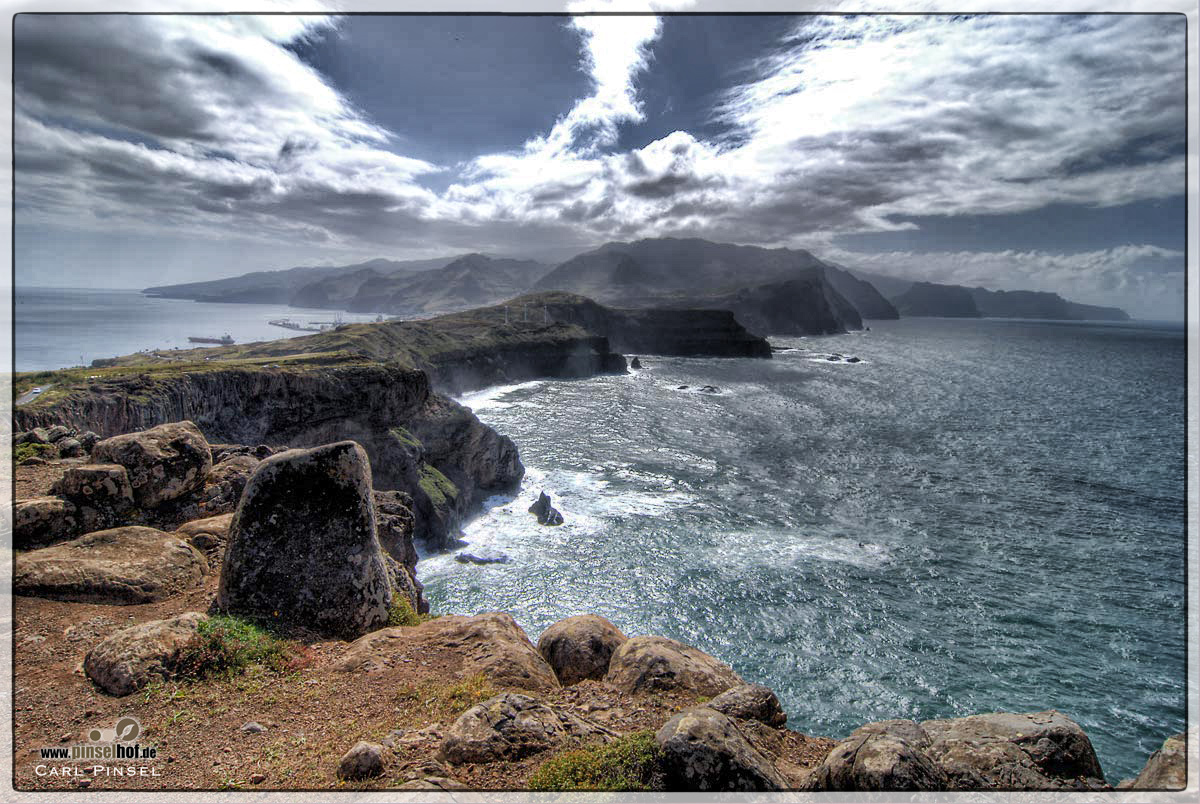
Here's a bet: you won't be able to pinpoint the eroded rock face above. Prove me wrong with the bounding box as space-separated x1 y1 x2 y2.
337 612 559 692
91 421 212 508
438 693 613 764
606 635 742 697
707 684 788 728
805 712 1109 792
537 614 627 686
13 497 78 549
655 707 788 791
1120 732 1186 790
14 526 207 604
84 612 207 696
217 441 393 639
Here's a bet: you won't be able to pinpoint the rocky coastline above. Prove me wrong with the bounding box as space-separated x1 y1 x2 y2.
9 300 1184 792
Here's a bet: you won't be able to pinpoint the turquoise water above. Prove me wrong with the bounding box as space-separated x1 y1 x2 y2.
421 317 1188 782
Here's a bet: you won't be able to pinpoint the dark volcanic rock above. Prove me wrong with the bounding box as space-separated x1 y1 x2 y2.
13 497 79 549
454 552 510 565
630 356 642 369
216 441 394 639
655 706 787 791
706 684 788 728
536 614 628 686
528 491 564 526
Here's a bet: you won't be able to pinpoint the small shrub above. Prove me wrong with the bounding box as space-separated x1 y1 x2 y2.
14 442 55 462
387 594 421 627
173 615 297 680
394 672 497 718
439 673 496 713
527 731 663 791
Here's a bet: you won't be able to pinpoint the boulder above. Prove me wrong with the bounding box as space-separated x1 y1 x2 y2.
921 710 1108 790
174 513 234 560
77 431 101 451
528 491 564 526
52 464 136 533
1119 732 1186 790
45 424 75 443
655 707 787 791
14 526 207 604
83 612 207 696
438 693 613 764
605 635 742 697
217 441 394 640
15 427 50 445
337 612 559 693
537 614 627 686
803 719 949 791
91 421 212 508
13 497 78 549
707 684 787 728
57 437 84 458
630 357 642 369
198 454 259 511
337 741 386 780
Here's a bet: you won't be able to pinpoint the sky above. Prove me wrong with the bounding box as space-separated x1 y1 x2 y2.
11 10 1190 318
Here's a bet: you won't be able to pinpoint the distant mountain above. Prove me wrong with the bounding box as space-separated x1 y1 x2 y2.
672 273 864 336
852 270 1130 321
291 267 382 310
143 256 462 304
345 254 552 315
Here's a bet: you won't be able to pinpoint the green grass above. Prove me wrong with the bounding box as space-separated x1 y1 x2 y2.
417 464 458 507
173 615 304 681
527 731 663 792
388 426 421 449
13 442 56 462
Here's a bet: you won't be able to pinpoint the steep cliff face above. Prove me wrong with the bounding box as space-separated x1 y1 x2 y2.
513 292 771 358
684 277 863 336
14 363 521 549
820 264 899 320
893 282 982 318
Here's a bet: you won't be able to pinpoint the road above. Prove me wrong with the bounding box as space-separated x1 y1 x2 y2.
14 383 52 406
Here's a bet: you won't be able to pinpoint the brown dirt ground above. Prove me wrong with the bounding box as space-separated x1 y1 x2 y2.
10 460 836 792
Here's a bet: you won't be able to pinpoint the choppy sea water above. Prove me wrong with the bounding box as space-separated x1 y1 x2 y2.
421 317 1188 782
12 287 384 372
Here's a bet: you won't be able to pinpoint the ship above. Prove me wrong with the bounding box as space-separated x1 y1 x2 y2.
268 318 322 332
187 334 234 345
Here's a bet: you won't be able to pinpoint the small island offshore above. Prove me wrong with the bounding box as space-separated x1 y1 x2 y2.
8 9 1191 800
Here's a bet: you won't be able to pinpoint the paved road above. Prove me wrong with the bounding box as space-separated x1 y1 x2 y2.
14 383 52 406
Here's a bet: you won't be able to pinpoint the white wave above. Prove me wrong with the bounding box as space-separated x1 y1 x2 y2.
709 529 895 571
455 380 545 413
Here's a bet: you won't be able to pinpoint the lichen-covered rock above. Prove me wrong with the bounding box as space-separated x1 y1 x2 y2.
14 526 208 604
13 497 78 549
91 421 212 508
707 684 787 728
438 693 613 764
216 441 394 639
57 437 84 458
605 635 742 696
173 513 234 560
1119 732 1186 790
655 706 788 791
45 424 75 443
336 612 558 692
77 430 101 451
537 614 627 686
198 454 259 509
15 427 51 445
52 464 136 533
921 710 1108 790
84 612 207 696
803 719 949 791
337 741 386 780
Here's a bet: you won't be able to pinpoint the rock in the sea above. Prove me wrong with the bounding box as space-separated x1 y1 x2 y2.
83 612 207 696
630 356 643 369
454 552 510 565
803 719 949 791
337 741 386 780
1119 732 1186 790
605 635 742 697
706 684 787 727
698 385 720 394
173 513 234 560
13 497 78 549
14 526 208 604
217 441 394 639
655 706 787 791
536 614 627 686
528 490 565 526
337 612 559 693
91 421 213 508
438 692 613 764
846 356 862 363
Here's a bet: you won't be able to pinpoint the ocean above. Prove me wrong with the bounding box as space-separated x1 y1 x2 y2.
420 316 1187 782
13 288 1188 781
11 287 385 373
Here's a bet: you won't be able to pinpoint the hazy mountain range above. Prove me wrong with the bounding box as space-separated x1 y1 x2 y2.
144 237 1130 333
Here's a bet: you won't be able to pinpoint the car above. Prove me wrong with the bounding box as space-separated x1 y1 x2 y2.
30 387 42 394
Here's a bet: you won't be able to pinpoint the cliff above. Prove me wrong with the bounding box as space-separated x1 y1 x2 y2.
969 287 1131 321
892 282 983 317
820 263 899 320
676 275 863 336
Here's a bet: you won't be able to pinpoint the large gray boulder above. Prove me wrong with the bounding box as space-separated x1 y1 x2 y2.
216 441 394 639
84 612 207 696
655 706 788 791
91 421 212 508
605 635 742 696
438 693 613 765
13 497 78 549
537 614 627 686
337 741 386 780
14 526 207 604
707 684 788 728
51 464 135 532
1119 732 1186 790
803 719 949 791
173 513 234 561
